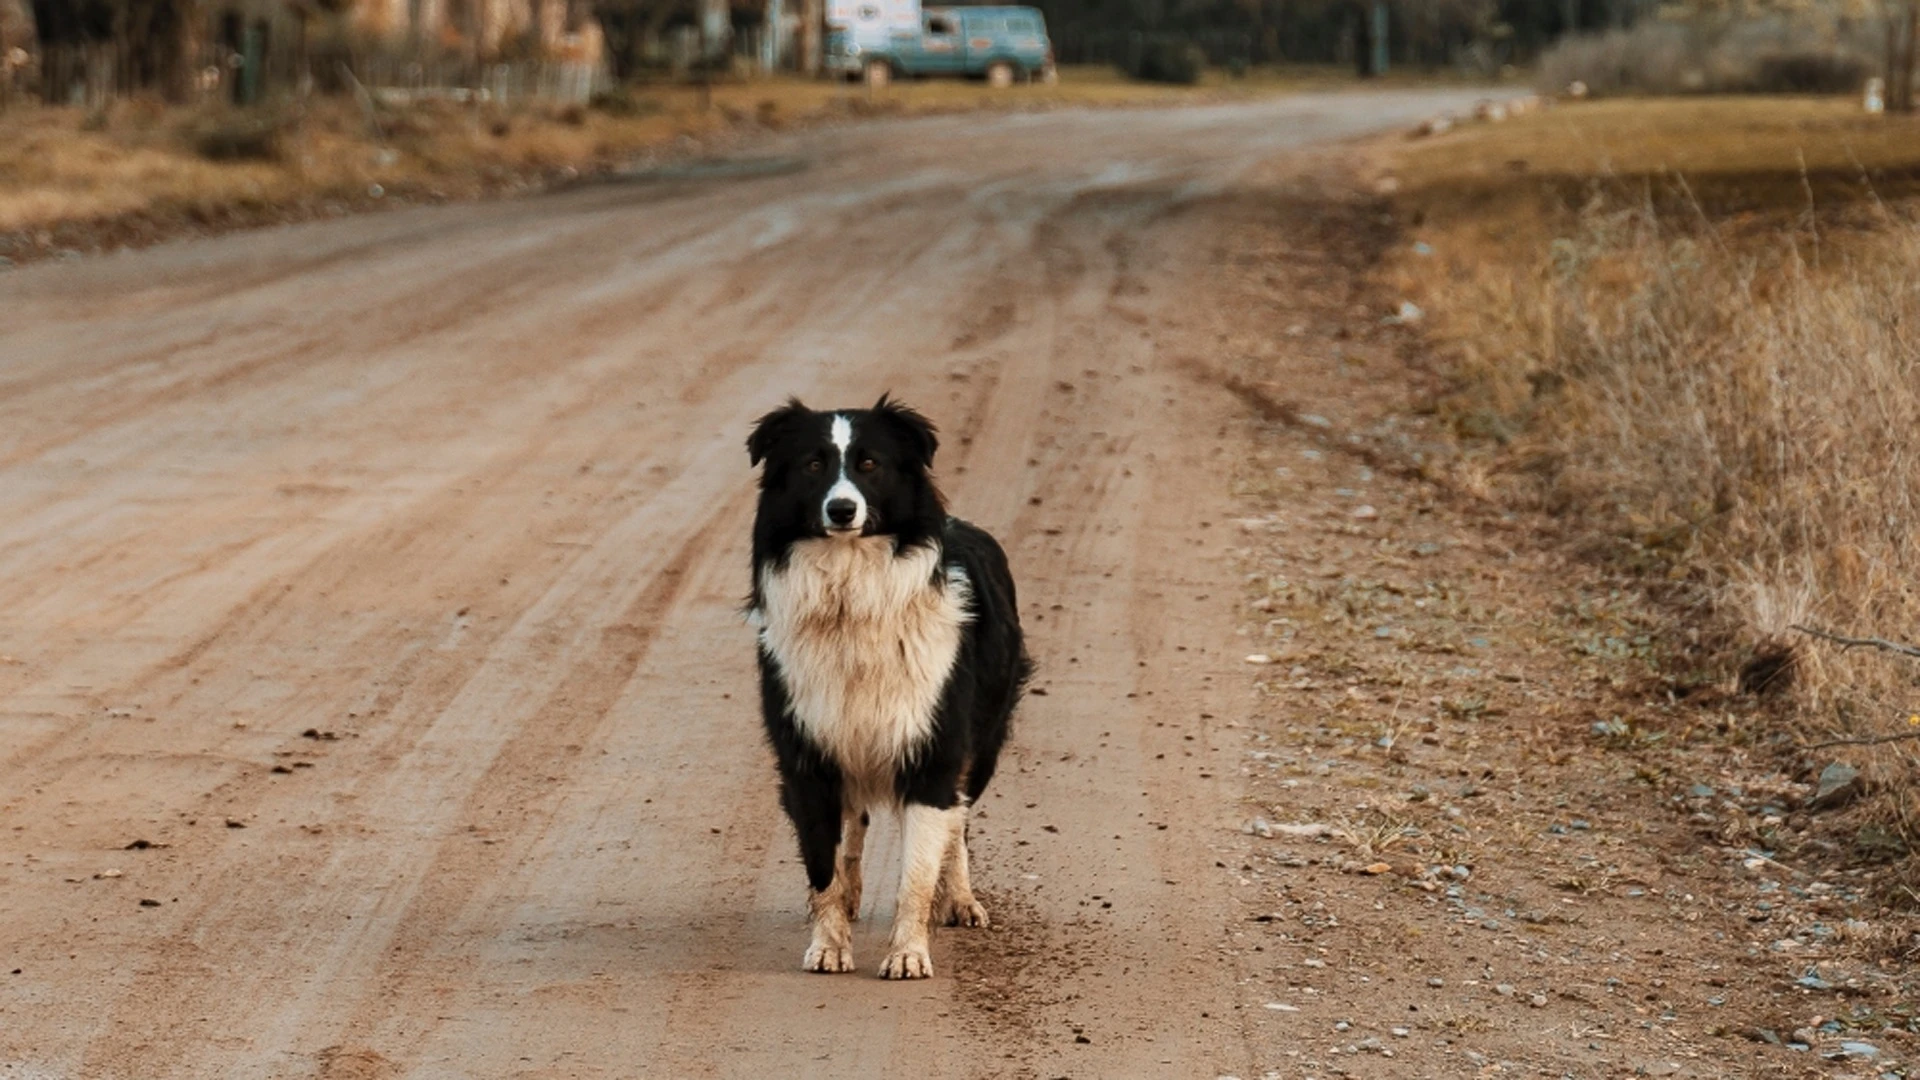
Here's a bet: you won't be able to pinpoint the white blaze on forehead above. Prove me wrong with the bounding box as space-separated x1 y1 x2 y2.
824 412 867 531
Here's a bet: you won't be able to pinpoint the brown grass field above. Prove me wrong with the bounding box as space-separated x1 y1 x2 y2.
1375 96 1920 883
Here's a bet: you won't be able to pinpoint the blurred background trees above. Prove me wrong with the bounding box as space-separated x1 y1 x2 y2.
0 0 1911 104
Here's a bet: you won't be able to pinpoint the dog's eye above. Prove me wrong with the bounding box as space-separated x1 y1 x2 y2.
805 459 825 474
856 457 878 473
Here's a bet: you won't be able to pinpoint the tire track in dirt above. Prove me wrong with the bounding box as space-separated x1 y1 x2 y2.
72 429 750 1079
298 499 739 1074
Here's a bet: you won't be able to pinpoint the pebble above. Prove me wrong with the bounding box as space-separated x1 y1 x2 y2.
1334 1020 1350 1032
1494 983 1514 997
1529 993 1548 1008
1390 1026 1410 1038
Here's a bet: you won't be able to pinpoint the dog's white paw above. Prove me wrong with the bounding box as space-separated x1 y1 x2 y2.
938 896 990 928
803 943 856 973
878 947 933 980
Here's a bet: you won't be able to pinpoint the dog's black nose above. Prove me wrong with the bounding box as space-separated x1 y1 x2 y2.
826 499 859 527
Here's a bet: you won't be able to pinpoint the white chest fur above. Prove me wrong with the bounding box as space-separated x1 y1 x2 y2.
757 537 971 785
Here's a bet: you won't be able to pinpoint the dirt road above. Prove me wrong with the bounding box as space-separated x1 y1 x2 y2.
2 90 1504 1079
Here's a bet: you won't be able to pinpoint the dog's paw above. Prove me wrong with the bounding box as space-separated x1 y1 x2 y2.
803 943 856 974
938 896 990 928
878 947 933 980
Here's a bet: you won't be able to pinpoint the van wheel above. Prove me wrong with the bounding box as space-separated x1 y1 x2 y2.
986 61 1014 89
864 60 891 89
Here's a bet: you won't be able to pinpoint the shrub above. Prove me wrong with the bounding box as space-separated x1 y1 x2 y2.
588 86 660 118
1433 195 1920 853
1118 38 1204 85
184 108 290 162
1751 52 1868 95
1539 18 1874 97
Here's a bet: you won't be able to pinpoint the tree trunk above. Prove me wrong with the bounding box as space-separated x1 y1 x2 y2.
1349 4 1367 77
1895 2 1920 112
799 0 819 75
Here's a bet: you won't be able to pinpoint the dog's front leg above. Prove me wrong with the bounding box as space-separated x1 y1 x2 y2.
786 774 854 973
805 878 856 973
879 803 959 979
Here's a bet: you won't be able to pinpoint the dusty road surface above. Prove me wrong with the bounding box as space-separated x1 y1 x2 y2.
0 89 1499 1080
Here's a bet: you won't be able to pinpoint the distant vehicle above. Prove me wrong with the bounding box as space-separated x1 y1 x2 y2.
826 1 1055 88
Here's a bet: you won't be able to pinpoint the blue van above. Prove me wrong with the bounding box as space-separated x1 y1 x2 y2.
827 5 1055 87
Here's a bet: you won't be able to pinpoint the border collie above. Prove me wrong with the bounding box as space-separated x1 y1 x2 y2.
746 396 1031 979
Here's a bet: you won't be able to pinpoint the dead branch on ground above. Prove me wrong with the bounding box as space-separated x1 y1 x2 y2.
1790 623 1920 661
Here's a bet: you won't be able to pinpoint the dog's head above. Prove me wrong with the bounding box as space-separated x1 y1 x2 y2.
747 395 944 551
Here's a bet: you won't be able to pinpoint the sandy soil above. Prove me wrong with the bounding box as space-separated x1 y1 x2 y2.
2 90 1904 1079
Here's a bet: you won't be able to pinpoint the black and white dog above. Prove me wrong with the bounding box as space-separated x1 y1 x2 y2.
746 396 1031 980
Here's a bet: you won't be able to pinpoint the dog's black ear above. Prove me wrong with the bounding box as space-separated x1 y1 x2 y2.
747 398 811 466
871 393 938 468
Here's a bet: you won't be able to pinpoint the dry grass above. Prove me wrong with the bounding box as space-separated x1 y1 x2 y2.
0 65 1375 246
1375 97 1920 868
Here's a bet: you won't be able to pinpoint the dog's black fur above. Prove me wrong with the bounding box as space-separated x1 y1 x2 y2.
747 394 1031 902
